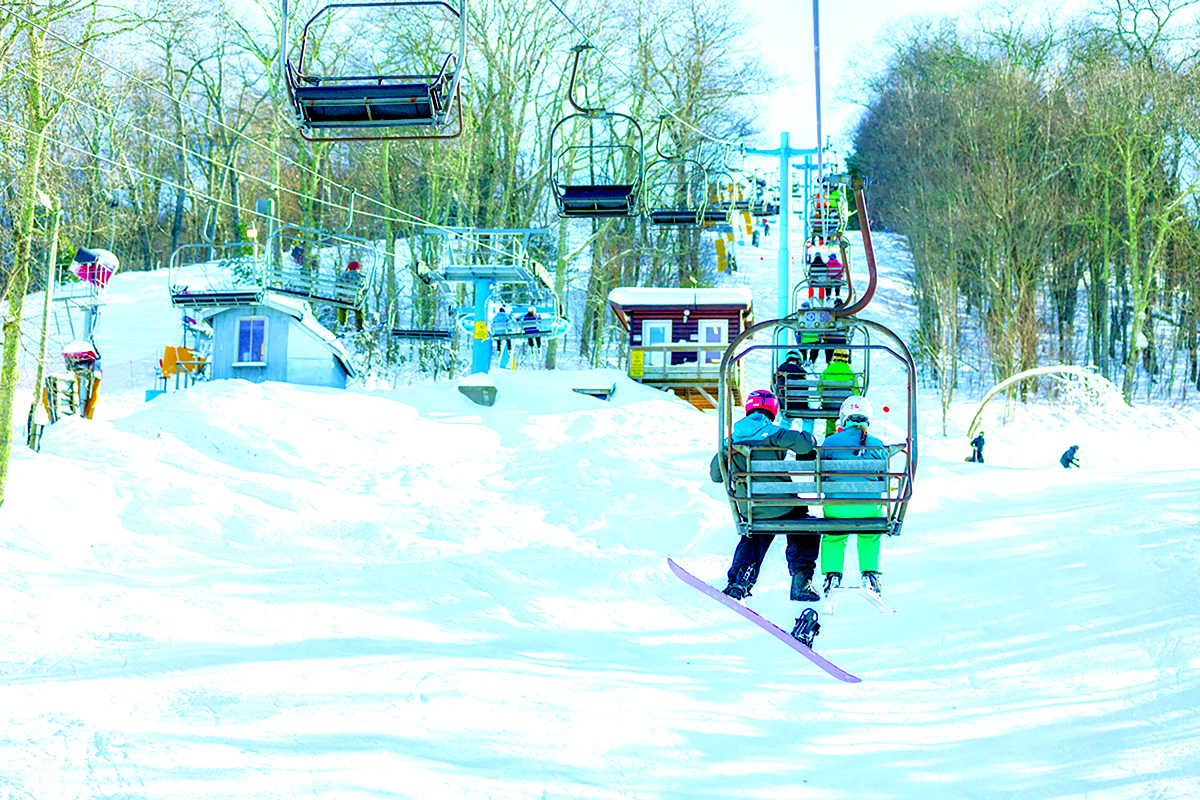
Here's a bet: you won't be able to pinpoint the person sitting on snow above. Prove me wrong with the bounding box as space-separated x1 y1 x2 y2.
710 389 821 604
1060 444 1080 469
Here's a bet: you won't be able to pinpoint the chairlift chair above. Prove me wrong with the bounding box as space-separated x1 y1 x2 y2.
715 186 918 539
642 116 707 226
168 241 266 308
282 0 466 142
264 220 381 310
548 45 644 218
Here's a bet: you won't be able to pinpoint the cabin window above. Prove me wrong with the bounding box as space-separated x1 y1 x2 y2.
234 317 267 365
643 320 671 368
700 319 728 364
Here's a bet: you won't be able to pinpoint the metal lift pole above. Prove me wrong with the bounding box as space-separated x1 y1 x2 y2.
471 277 494 374
813 0 823 181
745 136 818 320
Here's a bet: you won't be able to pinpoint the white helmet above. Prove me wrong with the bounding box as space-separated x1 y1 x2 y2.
838 395 872 428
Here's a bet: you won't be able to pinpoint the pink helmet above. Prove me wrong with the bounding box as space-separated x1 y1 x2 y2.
744 389 779 420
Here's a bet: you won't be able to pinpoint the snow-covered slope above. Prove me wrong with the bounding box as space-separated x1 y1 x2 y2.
4 220 1200 799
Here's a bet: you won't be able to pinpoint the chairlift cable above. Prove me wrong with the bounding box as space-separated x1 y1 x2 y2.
0 5 517 260
543 0 744 150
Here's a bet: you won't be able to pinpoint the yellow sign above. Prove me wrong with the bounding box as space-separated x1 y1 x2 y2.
715 238 729 273
474 321 489 340
630 350 645 378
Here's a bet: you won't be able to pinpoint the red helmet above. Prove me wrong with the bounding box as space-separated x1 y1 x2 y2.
744 389 779 420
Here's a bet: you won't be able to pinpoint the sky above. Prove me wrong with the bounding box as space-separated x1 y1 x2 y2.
737 0 1095 155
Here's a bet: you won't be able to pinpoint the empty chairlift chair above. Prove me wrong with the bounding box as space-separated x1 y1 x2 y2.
282 1 466 142
643 116 707 226
548 45 644 218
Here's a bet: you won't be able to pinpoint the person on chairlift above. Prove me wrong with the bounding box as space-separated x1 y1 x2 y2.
819 348 861 436
492 305 513 366
710 388 823 604
336 260 364 330
819 396 894 599
521 306 543 348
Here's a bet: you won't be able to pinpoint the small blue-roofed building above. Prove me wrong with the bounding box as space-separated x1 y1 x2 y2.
200 293 355 389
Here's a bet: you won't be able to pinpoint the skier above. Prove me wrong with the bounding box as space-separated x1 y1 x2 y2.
335 260 364 330
967 431 985 463
521 307 543 348
825 253 845 301
492 305 513 367
818 348 860 436
806 253 827 301
772 350 808 424
710 389 822 603
819 396 893 598
1060 444 1080 469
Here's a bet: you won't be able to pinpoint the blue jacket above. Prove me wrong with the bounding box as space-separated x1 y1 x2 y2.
710 411 817 519
820 426 888 518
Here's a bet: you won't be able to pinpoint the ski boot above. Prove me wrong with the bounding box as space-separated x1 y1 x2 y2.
822 572 842 597
790 572 821 602
861 571 883 597
790 608 820 648
722 564 757 601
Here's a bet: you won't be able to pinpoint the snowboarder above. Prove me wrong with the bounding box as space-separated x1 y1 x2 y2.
819 396 892 598
1060 445 1080 469
967 431 985 463
710 389 822 603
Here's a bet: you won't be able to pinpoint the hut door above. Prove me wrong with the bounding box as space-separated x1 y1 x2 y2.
643 320 671 369
699 319 727 364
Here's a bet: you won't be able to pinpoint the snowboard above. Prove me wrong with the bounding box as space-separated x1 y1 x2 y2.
667 558 862 684
823 586 897 617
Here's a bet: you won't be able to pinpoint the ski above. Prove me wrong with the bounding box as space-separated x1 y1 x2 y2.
667 558 862 684
823 586 897 617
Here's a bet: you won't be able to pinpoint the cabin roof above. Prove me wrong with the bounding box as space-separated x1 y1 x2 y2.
607 287 753 332
607 287 753 309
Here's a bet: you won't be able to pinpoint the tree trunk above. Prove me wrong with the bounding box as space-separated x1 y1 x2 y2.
0 22 51 505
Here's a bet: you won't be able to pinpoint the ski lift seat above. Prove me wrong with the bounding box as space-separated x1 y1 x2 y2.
775 375 857 418
265 260 365 310
291 75 449 128
558 184 638 217
734 451 894 536
391 328 453 341
649 209 702 226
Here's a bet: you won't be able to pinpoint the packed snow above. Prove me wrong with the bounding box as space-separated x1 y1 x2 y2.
4 213 1200 799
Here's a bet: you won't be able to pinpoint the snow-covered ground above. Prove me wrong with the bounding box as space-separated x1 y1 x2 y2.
4 213 1200 799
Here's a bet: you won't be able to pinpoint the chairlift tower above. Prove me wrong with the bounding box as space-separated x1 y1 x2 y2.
419 227 562 374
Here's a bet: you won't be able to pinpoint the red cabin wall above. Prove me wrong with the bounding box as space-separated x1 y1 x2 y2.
623 304 749 366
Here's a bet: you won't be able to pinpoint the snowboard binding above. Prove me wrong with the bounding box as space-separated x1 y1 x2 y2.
790 608 820 648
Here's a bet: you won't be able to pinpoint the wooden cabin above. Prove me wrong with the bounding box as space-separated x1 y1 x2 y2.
607 287 752 411
200 293 356 389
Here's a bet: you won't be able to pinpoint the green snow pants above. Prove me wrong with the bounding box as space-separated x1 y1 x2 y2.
820 533 882 574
